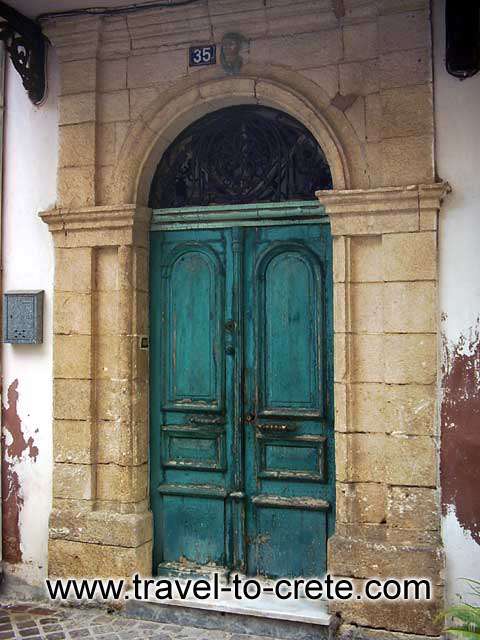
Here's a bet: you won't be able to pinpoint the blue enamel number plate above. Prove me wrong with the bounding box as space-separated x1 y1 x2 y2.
189 44 217 67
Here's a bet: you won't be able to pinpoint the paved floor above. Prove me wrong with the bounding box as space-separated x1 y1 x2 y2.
0 602 275 640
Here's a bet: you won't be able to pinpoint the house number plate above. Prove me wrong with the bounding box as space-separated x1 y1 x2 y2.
189 44 217 67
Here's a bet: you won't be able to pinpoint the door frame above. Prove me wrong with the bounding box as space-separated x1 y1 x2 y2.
149 199 335 577
151 201 331 231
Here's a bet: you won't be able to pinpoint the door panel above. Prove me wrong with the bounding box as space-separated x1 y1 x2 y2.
150 229 234 575
150 222 334 578
162 494 226 567
244 225 334 578
253 505 327 578
261 249 321 414
164 243 225 411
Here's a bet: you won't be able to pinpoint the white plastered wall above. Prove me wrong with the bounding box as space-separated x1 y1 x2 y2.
1 51 58 585
433 0 480 603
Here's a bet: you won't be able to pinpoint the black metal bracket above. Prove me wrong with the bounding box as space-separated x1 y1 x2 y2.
0 1 48 104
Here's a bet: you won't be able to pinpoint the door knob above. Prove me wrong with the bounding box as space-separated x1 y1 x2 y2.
245 412 255 423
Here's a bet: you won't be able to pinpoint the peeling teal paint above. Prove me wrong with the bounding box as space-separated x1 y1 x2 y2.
150 214 334 579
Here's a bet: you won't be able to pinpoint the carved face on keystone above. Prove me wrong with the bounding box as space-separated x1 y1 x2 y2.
221 32 245 75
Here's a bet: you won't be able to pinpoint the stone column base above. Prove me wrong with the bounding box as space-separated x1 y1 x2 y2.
49 509 153 578
328 533 444 636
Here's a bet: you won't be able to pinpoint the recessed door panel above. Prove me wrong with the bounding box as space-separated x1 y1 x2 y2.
162 494 226 566
257 250 320 414
251 504 327 578
165 245 224 411
258 435 326 482
259 248 323 415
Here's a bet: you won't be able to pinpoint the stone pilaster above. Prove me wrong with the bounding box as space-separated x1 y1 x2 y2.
317 183 448 636
44 16 102 209
41 205 152 578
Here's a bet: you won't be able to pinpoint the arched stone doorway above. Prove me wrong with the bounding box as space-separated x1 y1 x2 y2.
148 104 336 579
41 69 447 634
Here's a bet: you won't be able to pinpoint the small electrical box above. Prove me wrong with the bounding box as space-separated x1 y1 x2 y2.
3 291 44 344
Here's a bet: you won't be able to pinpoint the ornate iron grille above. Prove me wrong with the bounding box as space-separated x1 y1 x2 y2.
149 105 333 208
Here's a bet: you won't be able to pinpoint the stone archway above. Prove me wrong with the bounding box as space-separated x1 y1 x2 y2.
41 72 352 582
107 71 360 207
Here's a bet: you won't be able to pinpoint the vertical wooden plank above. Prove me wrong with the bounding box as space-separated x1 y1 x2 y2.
230 227 246 572
150 229 233 575
244 223 335 578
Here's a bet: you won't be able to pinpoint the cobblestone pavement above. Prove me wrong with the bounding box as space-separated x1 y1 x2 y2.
0 603 273 640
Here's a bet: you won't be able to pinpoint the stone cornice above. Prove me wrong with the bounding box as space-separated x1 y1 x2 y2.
40 0 429 61
316 183 450 236
42 15 102 61
419 182 452 212
41 204 150 227
40 204 152 248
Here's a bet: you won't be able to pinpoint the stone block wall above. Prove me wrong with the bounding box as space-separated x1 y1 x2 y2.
43 207 153 577
318 185 447 635
43 0 435 207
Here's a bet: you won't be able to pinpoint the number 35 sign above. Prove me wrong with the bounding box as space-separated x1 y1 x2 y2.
189 44 217 67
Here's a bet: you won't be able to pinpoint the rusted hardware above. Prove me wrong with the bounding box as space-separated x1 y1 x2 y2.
254 423 297 432
245 412 255 423
252 494 329 510
189 416 225 425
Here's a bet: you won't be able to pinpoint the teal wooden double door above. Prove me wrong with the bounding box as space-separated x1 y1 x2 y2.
150 222 334 579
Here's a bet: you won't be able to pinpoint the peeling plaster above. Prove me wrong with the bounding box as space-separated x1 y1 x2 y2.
441 318 480 544
1 380 39 563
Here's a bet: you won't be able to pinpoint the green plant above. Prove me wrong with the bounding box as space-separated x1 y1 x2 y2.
445 580 480 639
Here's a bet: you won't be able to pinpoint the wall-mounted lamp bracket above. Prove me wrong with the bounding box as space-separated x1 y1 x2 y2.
0 1 47 104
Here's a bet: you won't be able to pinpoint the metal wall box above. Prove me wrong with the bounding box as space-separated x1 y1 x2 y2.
3 291 44 344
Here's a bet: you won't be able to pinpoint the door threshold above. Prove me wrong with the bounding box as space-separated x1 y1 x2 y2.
125 588 330 639
141 590 330 625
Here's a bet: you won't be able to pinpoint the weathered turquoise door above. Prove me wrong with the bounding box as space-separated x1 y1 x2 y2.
150 220 334 578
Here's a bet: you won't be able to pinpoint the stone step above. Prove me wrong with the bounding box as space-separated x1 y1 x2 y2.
124 591 331 640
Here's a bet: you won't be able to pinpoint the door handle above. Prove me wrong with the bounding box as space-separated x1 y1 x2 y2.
254 423 297 433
